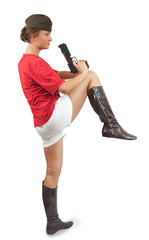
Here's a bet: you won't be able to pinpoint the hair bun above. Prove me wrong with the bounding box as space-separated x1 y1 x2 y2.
20 26 28 42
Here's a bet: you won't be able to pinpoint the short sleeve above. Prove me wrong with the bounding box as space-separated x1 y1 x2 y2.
32 58 65 95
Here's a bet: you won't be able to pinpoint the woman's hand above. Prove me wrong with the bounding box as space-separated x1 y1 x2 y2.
73 59 88 74
58 59 88 94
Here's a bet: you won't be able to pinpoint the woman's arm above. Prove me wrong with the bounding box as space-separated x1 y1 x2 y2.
58 60 88 94
57 71 78 79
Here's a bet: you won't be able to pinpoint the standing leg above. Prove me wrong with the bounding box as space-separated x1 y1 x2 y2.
42 138 73 235
44 138 63 188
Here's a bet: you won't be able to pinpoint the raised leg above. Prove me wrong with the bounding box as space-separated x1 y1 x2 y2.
68 70 136 140
68 70 101 122
87 86 137 140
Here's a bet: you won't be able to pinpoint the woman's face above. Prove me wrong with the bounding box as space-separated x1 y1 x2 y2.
32 30 52 50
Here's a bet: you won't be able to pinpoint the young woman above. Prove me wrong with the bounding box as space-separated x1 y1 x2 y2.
18 14 137 235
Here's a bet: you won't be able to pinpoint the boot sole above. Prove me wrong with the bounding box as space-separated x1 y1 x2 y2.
46 222 73 235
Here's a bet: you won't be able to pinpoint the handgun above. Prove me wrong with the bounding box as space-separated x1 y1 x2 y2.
58 43 89 74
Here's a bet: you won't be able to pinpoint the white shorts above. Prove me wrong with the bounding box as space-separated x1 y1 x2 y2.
35 94 73 148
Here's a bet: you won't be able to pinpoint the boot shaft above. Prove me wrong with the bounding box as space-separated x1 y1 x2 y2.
42 181 58 219
42 181 73 234
87 86 118 124
87 86 137 140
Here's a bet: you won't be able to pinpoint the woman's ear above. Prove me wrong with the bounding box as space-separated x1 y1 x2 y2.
30 30 40 43
30 33 36 43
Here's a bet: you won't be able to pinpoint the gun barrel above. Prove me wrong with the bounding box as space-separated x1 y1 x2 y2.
58 43 89 74
58 43 71 56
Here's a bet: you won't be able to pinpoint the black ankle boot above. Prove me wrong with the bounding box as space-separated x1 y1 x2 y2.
42 181 73 235
87 86 137 140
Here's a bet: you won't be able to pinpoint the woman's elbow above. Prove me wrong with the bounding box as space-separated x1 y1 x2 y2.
58 84 69 94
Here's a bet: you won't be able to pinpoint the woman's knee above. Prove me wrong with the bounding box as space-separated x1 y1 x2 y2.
86 70 95 78
87 70 100 81
46 165 60 179
87 70 101 89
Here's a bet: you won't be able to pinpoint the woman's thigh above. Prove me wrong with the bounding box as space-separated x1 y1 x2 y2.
68 78 89 122
44 138 63 176
68 71 101 122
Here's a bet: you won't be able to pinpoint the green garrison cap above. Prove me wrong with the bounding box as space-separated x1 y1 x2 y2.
25 14 52 32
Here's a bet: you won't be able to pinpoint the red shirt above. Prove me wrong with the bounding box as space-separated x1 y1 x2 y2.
18 54 65 127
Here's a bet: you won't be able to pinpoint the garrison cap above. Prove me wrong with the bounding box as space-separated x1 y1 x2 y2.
25 14 52 32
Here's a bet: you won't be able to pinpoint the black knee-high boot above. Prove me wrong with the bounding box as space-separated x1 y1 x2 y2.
42 181 73 235
87 86 137 140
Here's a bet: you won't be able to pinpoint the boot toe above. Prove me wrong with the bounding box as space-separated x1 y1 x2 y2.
64 221 73 229
117 127 137 140
123 133 137 140
102 124 137 140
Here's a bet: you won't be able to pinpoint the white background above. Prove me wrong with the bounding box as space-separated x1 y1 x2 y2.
0 0 149 239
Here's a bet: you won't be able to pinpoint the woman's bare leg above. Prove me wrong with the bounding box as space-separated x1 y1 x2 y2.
42 138 73 234
43 138 63 188
43 70 101 189
68 70 101 122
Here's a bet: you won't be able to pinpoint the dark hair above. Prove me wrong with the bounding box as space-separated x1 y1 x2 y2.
20 26 40 43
